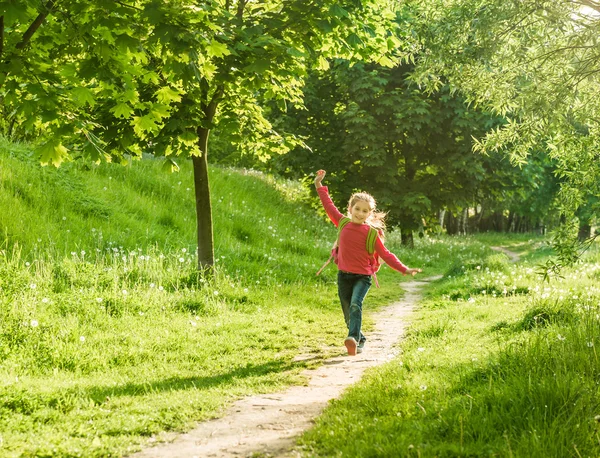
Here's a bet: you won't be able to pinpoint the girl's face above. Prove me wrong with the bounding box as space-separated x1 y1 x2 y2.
349 200 372 224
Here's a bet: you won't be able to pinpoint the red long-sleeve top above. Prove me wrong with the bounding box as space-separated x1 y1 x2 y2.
317 186 408 275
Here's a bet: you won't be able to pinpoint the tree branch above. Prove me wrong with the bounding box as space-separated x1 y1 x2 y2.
114 1 144 12
236 0 246 20
15 0 57 50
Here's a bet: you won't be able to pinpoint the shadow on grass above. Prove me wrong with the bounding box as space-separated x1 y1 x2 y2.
2 359 306 415
88 359 301 401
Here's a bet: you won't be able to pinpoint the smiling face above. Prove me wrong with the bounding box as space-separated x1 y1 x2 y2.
349 199 373 224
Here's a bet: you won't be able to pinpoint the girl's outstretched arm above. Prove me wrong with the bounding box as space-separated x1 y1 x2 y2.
375 237 423 276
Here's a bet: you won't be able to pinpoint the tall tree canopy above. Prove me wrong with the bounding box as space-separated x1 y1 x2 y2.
410 0 600 263
271 59 502 245
0 0 401 269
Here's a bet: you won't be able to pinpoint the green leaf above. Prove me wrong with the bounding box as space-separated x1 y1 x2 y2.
71 87 96 107
156 86 182 104
330 5 349 18
178 131 198 147
244 59 271 74
111 103 134 119
39 140 69 167
286 47 305 58
377 55 396 68
162 157 180 173
316 56 330 71
132 115 159 138
346 33 364 48
207 40 230 58
150 103 171 120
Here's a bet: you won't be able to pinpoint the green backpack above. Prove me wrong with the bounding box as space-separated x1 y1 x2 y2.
316 216 381 284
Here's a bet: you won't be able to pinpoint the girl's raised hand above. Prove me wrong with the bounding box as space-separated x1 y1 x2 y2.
314 169 326 188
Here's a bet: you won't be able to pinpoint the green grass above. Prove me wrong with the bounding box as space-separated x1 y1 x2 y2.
3 137 598 457
0 138 424 457
298 237 600 457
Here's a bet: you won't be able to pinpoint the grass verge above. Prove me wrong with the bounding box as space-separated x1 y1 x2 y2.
298 236 600 457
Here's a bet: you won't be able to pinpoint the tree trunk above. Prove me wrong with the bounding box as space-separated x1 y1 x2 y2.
193 126 214 271
438 209 446 230
459 207 468 235
475 205 484 232
578 223 591 241
507 211 515 233
401 230 414 248
445 211 458 235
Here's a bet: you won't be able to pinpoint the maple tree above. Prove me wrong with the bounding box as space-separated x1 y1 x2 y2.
0 0 400 270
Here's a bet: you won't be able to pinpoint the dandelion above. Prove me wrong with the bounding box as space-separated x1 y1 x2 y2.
25 262 30 267
62 216 67 220
81 251 86 257
213 291 219 296
417 347 425 352
244 288 249 293
557 334 566 341
41 298 49 303
420 385 427 391
178 257 185 263
182 248 187 253
30 283 36 289
30 320 39 327
158 286 164 291
190 321 197 327
80 336 86 342
122 290 128 295
150 283 155 288
588 342 594 347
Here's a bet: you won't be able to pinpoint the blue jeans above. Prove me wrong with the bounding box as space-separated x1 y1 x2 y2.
337 271 372 344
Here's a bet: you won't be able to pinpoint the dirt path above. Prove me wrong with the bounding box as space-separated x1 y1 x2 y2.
130 277 439 458
490 246 521 263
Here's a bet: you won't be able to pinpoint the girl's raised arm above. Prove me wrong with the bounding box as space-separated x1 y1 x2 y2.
314 169 326 189
314 170 344 225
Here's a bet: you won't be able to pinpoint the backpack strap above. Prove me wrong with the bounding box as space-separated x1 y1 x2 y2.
366 226 378 255
367 226 381 288
316 216 351 276
337 216 351 235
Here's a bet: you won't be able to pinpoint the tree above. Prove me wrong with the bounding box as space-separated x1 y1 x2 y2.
272 59 499 246
409 0 600 264
0 0 401 270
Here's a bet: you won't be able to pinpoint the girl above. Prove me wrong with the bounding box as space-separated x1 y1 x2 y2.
314 169 422 356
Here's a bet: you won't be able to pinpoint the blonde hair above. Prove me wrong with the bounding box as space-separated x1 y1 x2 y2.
348 192 387 233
